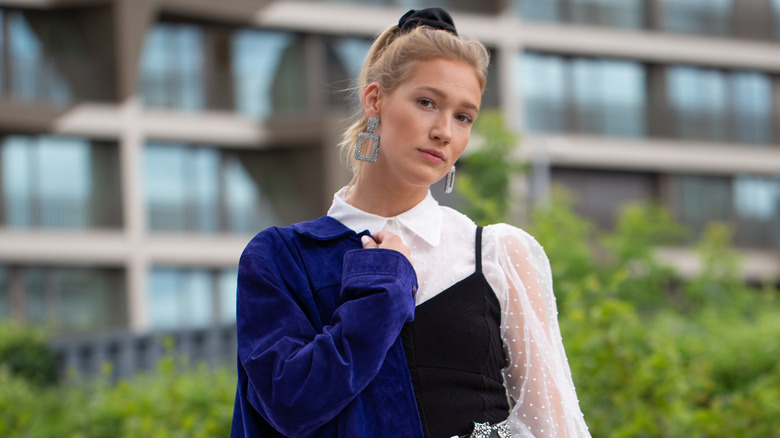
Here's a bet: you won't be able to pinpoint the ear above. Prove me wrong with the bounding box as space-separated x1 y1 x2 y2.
362 82 382 118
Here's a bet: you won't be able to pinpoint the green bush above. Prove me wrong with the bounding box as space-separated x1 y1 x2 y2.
0 351 235 438
2 138 779 436
529 191 780 438
0 322 59 386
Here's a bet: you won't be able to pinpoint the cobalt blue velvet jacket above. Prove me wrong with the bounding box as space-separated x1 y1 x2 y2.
231 216 425 437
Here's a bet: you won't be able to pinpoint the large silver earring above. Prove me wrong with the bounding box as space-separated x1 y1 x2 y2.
354 117 380 162
444 165 456 193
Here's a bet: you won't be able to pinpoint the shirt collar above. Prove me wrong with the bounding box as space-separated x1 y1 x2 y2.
327 186 443 247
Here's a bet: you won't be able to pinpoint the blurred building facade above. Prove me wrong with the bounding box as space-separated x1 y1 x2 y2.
1 0 779 346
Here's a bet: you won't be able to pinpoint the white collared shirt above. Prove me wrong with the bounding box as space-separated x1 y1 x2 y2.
328 186 479 306
327 185 591 437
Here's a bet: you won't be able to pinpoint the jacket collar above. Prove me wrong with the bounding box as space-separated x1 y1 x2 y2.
292 216 359 241
326 186 442 247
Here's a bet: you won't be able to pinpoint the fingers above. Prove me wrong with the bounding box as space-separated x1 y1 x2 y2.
361 235 378 249
363 231 411 262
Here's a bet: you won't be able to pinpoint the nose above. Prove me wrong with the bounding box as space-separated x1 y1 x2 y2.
430 114 452 144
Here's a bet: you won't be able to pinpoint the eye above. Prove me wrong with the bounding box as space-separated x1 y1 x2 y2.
418 98 434 108
455 113 474 124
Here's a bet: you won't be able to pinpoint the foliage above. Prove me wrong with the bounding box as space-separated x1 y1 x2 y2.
2 161 780 436
0 322 59 386
457 111 526 225
528 190 780 437
0 342 235 438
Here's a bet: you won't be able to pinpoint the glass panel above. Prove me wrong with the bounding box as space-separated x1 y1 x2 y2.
552 168 657 229
330 37 371 80
218 269 238 324
733 176 780 249
37 136 91 228
325 37 372 109
232 29 302 119
57 268 118 333
0 266 9 318
145 143 188 231
662 0 731 36
570 0 645 29
148 267 181 330
521 53 646 137
191 148 219 232
518 0 563 22
1 134 115 230
774 0 780 40
184 270 212 328
148 267 214 330
1 265 123 332
572 58 646 136
324 0 499 14
144 143 217 233
520 52 568 132
675 175 731 237
731 72 772 145
667 66 727 141
145 142 283 234
23 267 48 325
6 11 73 105
223 155 276 233
0 10 4 94
1 136 34 227
140 23 205 111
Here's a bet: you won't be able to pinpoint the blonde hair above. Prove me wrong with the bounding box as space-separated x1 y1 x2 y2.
338 24 490 175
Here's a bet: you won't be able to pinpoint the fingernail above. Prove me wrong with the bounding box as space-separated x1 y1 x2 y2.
361 235 370 246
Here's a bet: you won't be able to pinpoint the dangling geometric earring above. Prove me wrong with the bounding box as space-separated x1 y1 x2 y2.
444 165 456 193
354 117 380 162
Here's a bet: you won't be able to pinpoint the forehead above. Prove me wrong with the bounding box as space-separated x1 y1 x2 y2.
401 58 482 104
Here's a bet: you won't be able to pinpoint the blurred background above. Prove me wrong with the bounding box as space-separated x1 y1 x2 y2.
0 0 779 435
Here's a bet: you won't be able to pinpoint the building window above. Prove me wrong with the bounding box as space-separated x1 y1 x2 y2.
775 0 780 40
1 134 122 230
0 265 126 333
232 29 306 119
733 176 780 249
661 0 731 36
520 52 646 137
551 168 658 229
140 22 205 111
325 36 372 109
0 9 74 106
148 267 237 330
324 0 502 14
667 67 773 145
518 0 645 29
144 142 288 234
674 175 780 250
0 266 8 318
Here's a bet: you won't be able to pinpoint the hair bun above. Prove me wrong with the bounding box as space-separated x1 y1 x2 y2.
398 7 458 36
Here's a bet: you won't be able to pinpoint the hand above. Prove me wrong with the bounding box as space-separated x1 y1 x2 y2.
361 231 412 263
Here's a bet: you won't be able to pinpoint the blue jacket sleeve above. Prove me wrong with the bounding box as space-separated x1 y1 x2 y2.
237 246 417 437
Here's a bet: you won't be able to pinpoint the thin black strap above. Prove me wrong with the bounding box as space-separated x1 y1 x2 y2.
475 225 483 273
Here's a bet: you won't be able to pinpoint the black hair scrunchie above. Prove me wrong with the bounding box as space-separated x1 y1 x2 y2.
398 7 458 36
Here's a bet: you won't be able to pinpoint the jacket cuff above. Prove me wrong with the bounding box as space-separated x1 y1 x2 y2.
341 248 418 299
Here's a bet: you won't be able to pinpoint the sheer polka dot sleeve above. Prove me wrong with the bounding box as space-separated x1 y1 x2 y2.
484 224 590 437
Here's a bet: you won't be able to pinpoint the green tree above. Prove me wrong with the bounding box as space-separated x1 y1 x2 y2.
457 111 526 225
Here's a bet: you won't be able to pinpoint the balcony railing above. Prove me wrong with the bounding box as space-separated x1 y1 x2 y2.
50 324 238 381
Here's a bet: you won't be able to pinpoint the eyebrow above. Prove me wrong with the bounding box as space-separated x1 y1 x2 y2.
416 86 480 112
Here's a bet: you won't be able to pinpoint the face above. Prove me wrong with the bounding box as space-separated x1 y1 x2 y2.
363 58 482 191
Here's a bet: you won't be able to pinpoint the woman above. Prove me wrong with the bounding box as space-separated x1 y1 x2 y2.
231 8 590 438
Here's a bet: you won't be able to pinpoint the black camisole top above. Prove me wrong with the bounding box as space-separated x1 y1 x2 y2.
401 226 510 438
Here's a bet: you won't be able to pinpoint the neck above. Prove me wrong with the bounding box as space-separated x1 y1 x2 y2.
347 169 429 217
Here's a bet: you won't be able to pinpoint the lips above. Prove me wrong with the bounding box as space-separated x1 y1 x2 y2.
418 148 445 164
